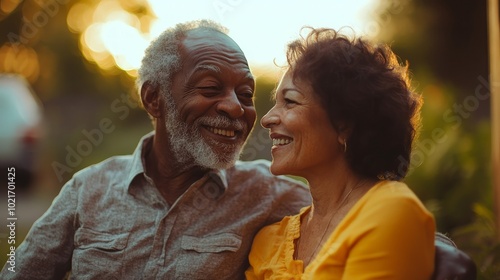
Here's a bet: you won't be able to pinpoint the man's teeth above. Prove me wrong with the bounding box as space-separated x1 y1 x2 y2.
209 127 235 137
273 138 292 146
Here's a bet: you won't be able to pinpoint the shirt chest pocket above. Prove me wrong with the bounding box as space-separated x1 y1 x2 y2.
175 233 243 279
181 232 241 253
73 228 129 279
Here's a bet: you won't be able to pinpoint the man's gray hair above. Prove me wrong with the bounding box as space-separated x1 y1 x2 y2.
136 19 229 97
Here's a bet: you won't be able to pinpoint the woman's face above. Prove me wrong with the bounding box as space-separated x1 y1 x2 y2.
261 71 342 177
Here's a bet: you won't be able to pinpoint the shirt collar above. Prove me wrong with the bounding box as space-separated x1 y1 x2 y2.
208 168 228 193
125 131 228 194
125 131 154 188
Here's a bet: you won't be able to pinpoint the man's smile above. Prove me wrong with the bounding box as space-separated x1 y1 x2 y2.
207 126 236 137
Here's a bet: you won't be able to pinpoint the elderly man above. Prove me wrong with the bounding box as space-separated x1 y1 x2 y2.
1 20 475 279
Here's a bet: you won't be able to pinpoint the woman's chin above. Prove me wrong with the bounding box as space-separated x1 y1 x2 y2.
270 162 287 176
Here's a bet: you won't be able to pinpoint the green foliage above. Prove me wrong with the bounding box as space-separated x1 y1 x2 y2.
404 73 492 229
379 1 492 273
451 204 500 279
401 71 494 277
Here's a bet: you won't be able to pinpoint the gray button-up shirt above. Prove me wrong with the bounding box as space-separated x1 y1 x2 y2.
1 133 311 280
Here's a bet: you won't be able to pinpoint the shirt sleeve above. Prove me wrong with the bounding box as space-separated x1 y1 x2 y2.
265 178 311 225
341 195 435 279
0 178 80 280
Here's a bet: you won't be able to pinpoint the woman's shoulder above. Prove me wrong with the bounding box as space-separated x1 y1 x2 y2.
368 180 421 201
360 180 433 221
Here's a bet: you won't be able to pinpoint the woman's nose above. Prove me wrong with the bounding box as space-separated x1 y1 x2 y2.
261 106 280 128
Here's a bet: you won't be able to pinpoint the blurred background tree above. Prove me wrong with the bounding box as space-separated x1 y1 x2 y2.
372 0 498 277
0 0 496 277
376 0 490 210
0 0 153 188
0 0 154 267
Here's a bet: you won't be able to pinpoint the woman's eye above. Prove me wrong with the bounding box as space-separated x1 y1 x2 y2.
284 98 297 105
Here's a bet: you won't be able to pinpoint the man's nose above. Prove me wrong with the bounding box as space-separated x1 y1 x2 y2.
216 91 244 118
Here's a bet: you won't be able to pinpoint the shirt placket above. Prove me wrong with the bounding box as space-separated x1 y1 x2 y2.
144 174 214 279
144 205 178 278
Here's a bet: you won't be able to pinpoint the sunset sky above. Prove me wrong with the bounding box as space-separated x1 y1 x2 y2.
70 0 380 76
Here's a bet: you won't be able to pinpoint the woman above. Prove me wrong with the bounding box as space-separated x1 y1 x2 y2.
245 28 435 279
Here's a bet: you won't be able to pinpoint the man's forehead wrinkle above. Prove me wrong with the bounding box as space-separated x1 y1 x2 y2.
187 65 255 87
177 29 254 85
185 28 238 46
183 42 246 61
183 29 245 57
182 47 252 77
180 40 249 71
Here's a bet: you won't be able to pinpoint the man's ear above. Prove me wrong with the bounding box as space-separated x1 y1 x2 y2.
141 81 162 118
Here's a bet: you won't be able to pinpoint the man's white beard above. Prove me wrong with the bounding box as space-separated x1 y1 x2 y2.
163 91 245 170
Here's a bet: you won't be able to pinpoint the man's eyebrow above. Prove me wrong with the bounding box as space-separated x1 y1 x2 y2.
193 64 221 73
244 72 254 80
242 73 255 86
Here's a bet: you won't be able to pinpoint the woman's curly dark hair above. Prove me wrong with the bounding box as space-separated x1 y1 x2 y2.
286 27 423 180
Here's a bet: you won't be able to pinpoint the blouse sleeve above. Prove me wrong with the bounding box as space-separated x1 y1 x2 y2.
245 223 277 280
342 195 435 279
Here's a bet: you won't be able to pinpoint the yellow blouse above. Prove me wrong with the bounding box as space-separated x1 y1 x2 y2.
246 180 435 280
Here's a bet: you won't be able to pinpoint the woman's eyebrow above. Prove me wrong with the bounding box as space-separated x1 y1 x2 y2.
282 88 304 97
270 88 277 100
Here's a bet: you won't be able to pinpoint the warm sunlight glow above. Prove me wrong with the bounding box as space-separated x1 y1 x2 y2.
69 0 379 77
100 21 147 71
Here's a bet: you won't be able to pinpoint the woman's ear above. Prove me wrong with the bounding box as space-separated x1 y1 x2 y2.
141 81 162 118
336 122 353 144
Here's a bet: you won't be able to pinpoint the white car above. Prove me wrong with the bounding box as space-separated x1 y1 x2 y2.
0 74 43 192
